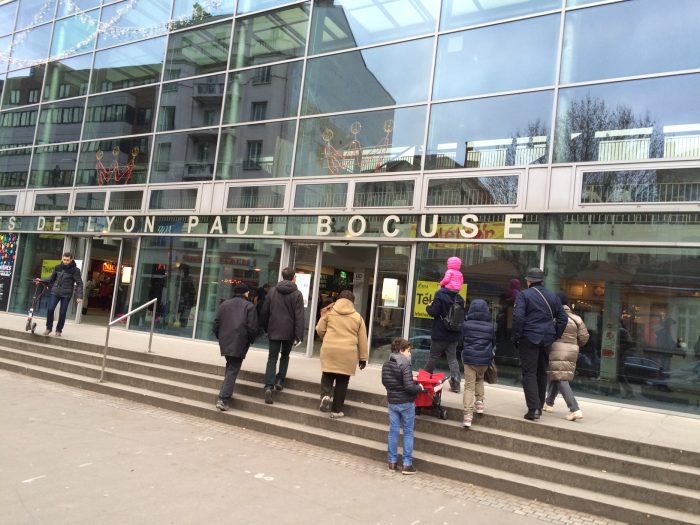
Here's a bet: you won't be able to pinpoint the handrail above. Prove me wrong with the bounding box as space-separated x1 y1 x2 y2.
98 298 158 383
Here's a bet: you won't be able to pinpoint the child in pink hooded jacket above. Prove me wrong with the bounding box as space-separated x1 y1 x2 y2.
440 257 463 291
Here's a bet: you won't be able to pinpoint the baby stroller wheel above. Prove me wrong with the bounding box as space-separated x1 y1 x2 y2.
439 408 448 420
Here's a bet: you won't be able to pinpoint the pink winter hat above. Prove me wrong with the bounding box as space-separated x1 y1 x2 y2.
447 256 462 270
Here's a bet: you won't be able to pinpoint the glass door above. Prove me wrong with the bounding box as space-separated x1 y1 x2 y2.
287 243 319 355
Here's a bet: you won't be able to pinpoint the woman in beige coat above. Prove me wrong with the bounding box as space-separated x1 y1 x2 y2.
315 289 369 419
544 293 590 421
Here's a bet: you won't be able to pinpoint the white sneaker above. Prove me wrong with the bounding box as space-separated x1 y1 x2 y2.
475 401 484 415
543 404 554 413
330 411 344 419
566 410 583 421
320 395 331 413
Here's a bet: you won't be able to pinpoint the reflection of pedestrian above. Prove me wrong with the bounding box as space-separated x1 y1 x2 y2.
316 290 368 418
214 283 258 411
177 264 196 327
512 268 567 421
99 276 113 311
655 318 676 371
38 251 83 337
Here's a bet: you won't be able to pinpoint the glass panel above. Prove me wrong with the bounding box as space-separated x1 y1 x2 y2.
370 245 410 363
34 192 70 210
0 2 18 36
309 0 438 55
131 236 204 338
0 36 11 73
354 179 414 208
171 0 234 28
157 74 225 131
29 143 78 187
581 168 700 204
441 0 561 30
216 121 295 180
237 0 294 14
76 136 150 186
10 23 52 70
83 85 157 139
164 21 231 80
554 75 700 163
108 189 143 210
561 0 700 84
433 15 559 100
97 0 171 49
0 107 38 148
149 188 198 209
2 65 45 108
288 242 317 353
426 176 519 206
113 238 137 319
57 0 101 18
545 245 700 415
35 99 85 144
222 62 302 125
50 10 99 59
74 191 106 210
150 129 218 183
295 106 426 177
0 193 16 210
16 0 56 31
230 4 309 68
294 183 347 208
427 91 553 169
410 242 540 372
227 184 285 208
0 147 30 188
43 54 91 101
302 38 433 115
196 237 282 344
9 233 64 315
91 38 165 94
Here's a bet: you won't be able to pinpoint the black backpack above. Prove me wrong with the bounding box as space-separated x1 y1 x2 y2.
441 296 465 332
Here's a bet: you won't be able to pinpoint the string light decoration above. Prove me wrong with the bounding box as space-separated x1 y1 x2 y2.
96 146 138 186
322 120 394 175
0 0 225 69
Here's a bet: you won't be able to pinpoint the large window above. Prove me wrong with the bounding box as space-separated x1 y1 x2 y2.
426 176 519 207
0 193 17 211
83 86 157 139
76 137 150 186
150 129 218 183
441 0 561 30
108 190 143 211
581 168 700 204
157 75 225 131
29 143 78 188
97 0 170 49
3 66 45 109
164 22 232 80
43 55 91 101
50 10 99 58
354 180 414 208
10 23 52 69
149 188 198 210
0 148 31 188
0 107 38 148
34 192 70 211
227 185 285 209
35 100 85 145
294 183 347 208
0 2 17 36
91 38 165 94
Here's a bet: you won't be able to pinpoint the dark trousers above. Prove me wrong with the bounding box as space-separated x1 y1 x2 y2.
219 356 244 401
46 294 71 332
518 337 550 411
265 340 293 389
424 340 461 382
321 372 350 413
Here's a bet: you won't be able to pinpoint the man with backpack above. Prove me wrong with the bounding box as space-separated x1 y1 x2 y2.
425 285 465 393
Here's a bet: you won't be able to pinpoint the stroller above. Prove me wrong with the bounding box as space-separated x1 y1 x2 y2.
414 369 449 420
25 279 47 334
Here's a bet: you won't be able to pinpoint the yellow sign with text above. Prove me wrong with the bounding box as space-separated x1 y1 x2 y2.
413 281 468 319
41 260 60 279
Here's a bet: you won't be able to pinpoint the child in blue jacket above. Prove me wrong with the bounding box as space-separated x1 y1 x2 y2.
461 299 495 428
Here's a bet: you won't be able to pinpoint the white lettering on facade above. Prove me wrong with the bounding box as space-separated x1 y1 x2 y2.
420 214 438 237
460 214 479 239
209 216 223 234
105 216 116 233
53 217 62 231
263 216 274 235
317 215 332 236
144 215 155 233
8 216 16 230
348 215 367 237
187 215 199 233
37 217 46 231
123 216 136 233
504 214 524 239
383 215 400 237
236 215 249 234
86 216 95 232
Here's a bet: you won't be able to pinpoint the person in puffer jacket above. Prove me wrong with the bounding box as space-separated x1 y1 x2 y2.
544 293 590 422
461 299 495 428
439 256 463 291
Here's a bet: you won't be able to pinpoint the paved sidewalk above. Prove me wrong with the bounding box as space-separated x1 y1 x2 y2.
2 311 699 454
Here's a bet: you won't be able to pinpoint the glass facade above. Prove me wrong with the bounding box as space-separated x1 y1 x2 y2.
1 0 699 416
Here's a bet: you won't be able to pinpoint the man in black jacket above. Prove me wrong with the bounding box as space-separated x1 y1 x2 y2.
259 267 304 404
425 286 465 393
512 267 568 420
38 252 83 337
382 338 426 475
213 283 258 411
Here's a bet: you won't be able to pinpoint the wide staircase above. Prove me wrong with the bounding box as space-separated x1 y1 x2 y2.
1 326 699 525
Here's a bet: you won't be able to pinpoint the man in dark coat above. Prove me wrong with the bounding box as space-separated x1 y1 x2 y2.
512 267 568 420
425 286 465 393
259 267 304 404
38 252 83 337
214 283 258 411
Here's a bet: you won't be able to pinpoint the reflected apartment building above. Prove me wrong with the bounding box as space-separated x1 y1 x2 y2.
0 0 699 416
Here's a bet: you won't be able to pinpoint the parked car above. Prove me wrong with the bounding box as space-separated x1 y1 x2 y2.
621 356 665 384
648 360 700 394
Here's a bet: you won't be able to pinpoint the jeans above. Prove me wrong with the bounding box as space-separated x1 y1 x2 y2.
424 340 461 383
46 294 71 332
518 337 550 411
320 372 350 413
463 364 488 415
546 380 579 412
219 356 244 401
387 402 416 466
265 339 293 389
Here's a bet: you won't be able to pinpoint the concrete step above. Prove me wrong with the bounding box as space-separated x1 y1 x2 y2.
1 357 699 525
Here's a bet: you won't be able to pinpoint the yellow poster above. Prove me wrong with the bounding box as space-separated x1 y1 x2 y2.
41 260 61 279
413 281 468 319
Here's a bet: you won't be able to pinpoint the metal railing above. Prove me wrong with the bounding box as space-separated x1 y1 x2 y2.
98 298 157 383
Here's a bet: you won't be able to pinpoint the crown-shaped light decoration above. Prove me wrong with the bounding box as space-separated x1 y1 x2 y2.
96 146 138 185
322 119 393 175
